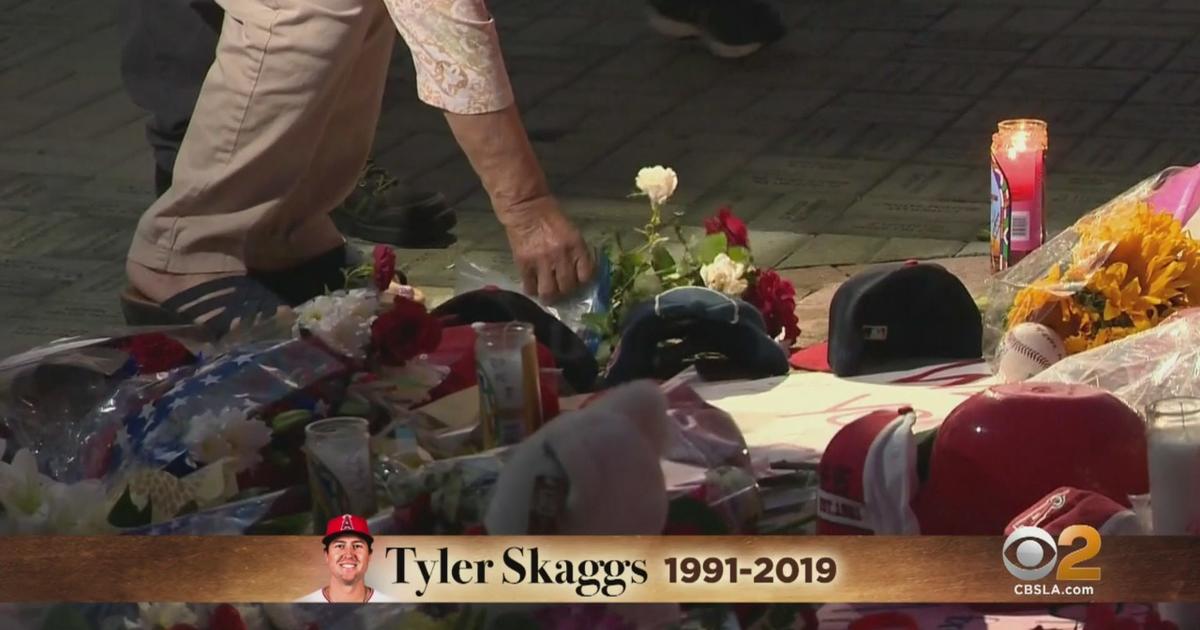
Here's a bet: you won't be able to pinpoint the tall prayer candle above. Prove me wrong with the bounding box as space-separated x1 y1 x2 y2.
990 119 1047 272
1146 397 1200 628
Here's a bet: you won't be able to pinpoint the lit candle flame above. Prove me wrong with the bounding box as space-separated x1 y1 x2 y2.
1006 130 1030 160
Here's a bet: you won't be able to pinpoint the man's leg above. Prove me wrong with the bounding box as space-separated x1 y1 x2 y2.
119 0 454 250
244 0 397 273
119 0 222 196
126 0 384 311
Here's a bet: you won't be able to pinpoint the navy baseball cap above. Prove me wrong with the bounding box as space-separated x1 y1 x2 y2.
602 286 790 387
817 261 982 376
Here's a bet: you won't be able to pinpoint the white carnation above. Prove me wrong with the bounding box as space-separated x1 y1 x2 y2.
699 253 748 296
292 288 379 359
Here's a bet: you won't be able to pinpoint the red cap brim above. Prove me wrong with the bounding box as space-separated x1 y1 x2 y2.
789 342 831 372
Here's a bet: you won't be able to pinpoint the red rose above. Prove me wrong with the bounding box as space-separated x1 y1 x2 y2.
703 206 749 248
745 269 800 345
371 296 442 365
372 245 396 292
115 333 195 374
210 605 247 630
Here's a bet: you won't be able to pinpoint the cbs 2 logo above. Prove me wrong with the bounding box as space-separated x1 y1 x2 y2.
1002 525 1102 581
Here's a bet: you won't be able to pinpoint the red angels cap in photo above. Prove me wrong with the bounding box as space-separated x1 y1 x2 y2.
322 513 374 546
817 407 921 535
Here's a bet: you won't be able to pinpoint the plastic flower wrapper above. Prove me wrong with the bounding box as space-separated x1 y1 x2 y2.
0 337 355 531
983 166 1200 364
454 252 609 355
1032 308 1200 415
0 329 208 482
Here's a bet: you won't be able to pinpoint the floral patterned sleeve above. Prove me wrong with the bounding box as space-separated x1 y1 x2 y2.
382 0 516 114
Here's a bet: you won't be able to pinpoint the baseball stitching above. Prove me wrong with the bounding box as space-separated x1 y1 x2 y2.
1005 335 1054 369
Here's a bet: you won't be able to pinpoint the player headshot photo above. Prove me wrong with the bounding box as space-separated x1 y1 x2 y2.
296 514 399 603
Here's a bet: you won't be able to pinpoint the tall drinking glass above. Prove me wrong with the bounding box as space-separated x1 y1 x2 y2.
305 417 376 532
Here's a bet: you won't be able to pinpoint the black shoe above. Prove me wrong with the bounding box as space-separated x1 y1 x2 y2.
331 162 457 248
154 165 172 198
647 0 786 59
249 244 409 307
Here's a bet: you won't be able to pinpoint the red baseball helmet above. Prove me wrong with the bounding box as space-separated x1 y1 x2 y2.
913 383 1148 535
323 514 373 546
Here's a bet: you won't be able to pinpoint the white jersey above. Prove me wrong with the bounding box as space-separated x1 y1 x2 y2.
295 586 400 603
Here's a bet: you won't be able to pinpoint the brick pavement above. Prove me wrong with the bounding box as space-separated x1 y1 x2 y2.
1 0 1199 356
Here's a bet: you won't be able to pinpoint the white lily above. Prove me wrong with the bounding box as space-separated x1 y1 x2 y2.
46 479 114 534
0 447 114 534
0 448 51 532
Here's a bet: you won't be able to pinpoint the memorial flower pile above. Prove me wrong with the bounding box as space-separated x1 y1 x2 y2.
588 166 800 360
0 243 451 534
1004 199 1200 355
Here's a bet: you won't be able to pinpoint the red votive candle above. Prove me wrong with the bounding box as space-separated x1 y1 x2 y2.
990 119 1048 272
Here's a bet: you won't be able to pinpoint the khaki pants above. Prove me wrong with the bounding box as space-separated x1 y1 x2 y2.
127 0 394 274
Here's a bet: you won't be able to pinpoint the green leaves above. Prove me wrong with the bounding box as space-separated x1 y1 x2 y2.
726 245 751 265
695 233 728 265
270 409 312 434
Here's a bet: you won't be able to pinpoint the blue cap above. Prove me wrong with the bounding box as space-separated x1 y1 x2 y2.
603 286 790 386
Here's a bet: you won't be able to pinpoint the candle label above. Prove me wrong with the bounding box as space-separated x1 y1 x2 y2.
990 153 1012 273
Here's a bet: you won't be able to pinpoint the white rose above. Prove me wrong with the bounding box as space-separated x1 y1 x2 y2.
700 253 748 296
635 166 678 206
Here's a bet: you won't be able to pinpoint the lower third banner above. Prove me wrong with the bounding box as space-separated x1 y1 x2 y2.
1 534 1199 603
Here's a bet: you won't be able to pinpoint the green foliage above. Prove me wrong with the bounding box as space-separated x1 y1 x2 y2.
587 205 708 364
695 233 728 265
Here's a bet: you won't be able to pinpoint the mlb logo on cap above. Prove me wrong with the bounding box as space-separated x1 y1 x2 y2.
794 261 982 376
323 514 373 546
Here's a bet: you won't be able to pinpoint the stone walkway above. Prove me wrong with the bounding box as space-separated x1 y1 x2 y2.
1 0 1199 355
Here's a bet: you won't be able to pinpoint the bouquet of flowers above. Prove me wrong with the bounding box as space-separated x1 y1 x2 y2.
0 246 449 534
586 166 801 361
985 166 1200 362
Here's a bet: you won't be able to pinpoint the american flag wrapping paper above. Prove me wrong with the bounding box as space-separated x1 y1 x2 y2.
103 338 353 479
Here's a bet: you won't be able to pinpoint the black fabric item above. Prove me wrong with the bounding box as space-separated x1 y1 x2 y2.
431 288 599 393
827 262 983 377
648 0 786 47
603 286 789 387
118 0 222 187
250 245 410 307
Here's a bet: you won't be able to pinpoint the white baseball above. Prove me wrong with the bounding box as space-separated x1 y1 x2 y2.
997 323 1067 383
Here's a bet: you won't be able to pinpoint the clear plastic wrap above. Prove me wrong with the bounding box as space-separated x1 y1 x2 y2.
982 165 1200 364
0 329 209 483
453 250 610 353
0 330 360 533
1033 308 1200 416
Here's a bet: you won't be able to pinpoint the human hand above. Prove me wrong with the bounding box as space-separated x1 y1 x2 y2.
502 195 595 302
